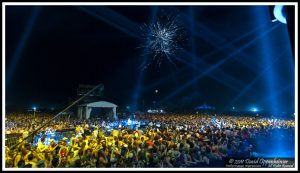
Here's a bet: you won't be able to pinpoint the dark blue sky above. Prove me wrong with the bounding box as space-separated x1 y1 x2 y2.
5 5 295 113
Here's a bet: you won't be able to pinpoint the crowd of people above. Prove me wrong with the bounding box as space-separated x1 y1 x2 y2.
5 113 82 135
5 112 295 168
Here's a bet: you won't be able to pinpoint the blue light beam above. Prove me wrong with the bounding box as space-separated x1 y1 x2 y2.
130 6 159 111
227 47 290 107
6 7 41 86
160 23 280 103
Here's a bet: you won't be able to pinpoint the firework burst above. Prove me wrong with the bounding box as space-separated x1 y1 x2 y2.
139 13 187 69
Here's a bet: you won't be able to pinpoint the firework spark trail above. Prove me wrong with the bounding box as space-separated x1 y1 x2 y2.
139 14 187 70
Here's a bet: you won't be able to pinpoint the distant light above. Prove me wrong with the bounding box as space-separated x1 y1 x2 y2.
160 109 163 113
126 106 130 110
251 108 258 112
33 107 37 111
232 107 235 110
147 109 152 113
155 89 158 94
127 118 132 125
273 5 287 24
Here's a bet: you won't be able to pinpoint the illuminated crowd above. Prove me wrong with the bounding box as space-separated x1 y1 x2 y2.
5 113 295 168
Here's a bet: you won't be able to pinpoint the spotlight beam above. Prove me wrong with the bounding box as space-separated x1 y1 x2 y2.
76 7 256 97
191 23 268 65
75 6 283 106
175 53 246 93
140 23 274 94
77 6 273 96
189 7 200 96
159 23 280 103
76 6 140 40
173 56 256 103
253 6 285 115
182 50 259 93
227 47 290 108
130 6 159 111
258 83 294 109
6 6 41 86
177 7 267 73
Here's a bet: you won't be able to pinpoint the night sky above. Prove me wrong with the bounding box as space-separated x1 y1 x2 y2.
5 5 295 113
